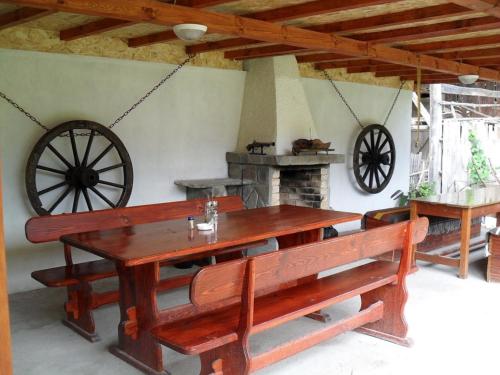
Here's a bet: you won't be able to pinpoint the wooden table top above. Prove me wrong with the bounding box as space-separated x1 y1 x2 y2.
411 186 500 209
61 205 362 266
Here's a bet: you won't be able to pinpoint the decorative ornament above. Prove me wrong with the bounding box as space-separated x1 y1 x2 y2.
26 120 133 215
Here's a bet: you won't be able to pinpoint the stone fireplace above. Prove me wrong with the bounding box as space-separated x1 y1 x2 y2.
227 152 343 209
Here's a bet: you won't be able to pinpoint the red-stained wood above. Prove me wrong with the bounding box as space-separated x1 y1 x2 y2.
487 229 500 282
28 196 246 342
62 206 362 266
0 166 13 375
131 0 394 47
405 34 500 54
5 0 500 82
60 18 134 41
190 3 474 55
152 218 428 374
26 195 243 243
450 0 500 18
0 6 54 30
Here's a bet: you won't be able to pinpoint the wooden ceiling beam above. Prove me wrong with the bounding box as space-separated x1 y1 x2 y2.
189 3 476 54
133 0 394 48
60 18 134 41
60 0 232 42
0 6 54 30
405 34 500 53
449 0 500 18
296 53 355 63
434 47 500 60
354 16 500 44
2 0 499 82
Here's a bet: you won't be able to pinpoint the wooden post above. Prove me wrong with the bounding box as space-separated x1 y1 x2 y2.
0 164 13 375
429 84 443 193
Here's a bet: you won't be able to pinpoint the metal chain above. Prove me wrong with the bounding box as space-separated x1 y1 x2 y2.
0 91 51 132
323 70 364 129
323 70 406 129
0 54 195 136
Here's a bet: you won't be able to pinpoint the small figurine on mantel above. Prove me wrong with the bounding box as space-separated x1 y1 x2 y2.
292 138 334 155
246 140 275 155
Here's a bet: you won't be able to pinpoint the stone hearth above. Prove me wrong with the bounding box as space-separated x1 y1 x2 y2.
227 152 344 209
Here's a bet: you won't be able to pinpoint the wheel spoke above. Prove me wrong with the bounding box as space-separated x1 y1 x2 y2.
98 180 125 189
48 185 73 213
369 166 374 188
381 150 392 155
72 188 81 213
362 164 371 181
362 138 372 153
47 144 73 169
374 130 382 151
69 130 80 167
82 187 93 211
96 163 125 174
81 130 95 167
374 166 381 188
89 186 116 208
378 138 389 153
377 165 388 180
369 129 375 151
37 165 66 175
38 181 68 195
87 143 114 169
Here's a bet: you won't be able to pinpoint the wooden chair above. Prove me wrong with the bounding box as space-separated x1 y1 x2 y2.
152 217 428 374
26 196 250 342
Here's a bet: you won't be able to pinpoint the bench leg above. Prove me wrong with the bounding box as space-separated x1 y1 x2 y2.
62 282 100 342
199 340 251 375
356 282 411 347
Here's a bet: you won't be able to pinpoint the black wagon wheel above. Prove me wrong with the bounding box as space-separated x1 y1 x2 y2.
26 120 133 215
353 124 396 194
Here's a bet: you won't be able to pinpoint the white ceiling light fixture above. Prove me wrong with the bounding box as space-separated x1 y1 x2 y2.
173 23 207 41
458 74 479 85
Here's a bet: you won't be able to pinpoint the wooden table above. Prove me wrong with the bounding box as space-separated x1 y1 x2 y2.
410 186 500 279
62 205 361 375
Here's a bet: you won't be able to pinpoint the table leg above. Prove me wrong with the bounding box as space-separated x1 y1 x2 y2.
458 208 472 279
276 228 331 323
109 262 168 375
497 212 500 227
409 201 418 267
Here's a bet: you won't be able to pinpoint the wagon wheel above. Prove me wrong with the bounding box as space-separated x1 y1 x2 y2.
353 124 395 194
26 120 133 215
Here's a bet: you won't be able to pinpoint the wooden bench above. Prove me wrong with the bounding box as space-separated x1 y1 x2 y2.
26 196 250 342
152 217 428 374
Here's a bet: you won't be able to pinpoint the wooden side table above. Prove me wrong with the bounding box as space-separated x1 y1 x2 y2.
487 228 500 282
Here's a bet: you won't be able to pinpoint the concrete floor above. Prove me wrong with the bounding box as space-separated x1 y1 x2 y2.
9 251 500 375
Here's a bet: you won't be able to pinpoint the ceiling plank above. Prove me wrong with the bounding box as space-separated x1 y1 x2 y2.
0 6 54 30
450 0 500 18
132 0 394 48
354 16 500 44
60 0 234 41
405 34 500 53
60 18 134 41
1 0 499 82
435 47 500 60
188 3 476 54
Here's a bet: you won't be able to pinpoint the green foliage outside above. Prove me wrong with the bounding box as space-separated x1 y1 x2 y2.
467 130 490 185
399 181 436 206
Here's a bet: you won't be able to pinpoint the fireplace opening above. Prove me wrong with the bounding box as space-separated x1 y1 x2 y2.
279 166 329 209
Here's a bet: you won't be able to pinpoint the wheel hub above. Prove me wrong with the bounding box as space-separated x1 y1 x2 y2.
66 167 99 188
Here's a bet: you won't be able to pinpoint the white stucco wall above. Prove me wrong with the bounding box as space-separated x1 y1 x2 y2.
302 78 412 231
0 49 246 293
1 49 411 294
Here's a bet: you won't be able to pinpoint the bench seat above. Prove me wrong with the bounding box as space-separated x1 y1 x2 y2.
31 259 117 287
153 260 398 355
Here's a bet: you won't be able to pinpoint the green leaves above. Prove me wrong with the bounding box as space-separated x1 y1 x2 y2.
467 130 490 185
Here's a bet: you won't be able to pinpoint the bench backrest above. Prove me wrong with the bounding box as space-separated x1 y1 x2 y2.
190 217 428 306
26 196 244 243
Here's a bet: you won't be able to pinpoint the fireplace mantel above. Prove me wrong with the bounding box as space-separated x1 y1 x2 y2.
226 152 345 166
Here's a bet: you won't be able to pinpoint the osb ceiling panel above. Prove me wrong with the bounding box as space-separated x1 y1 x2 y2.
283 0 448 27
399 28 500 45
211 0 312 15
103 23 168 38
0 4 19 14
22 12 100 31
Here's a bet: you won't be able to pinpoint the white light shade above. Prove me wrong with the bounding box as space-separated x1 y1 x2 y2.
458 74 479 85
173 23 207 41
